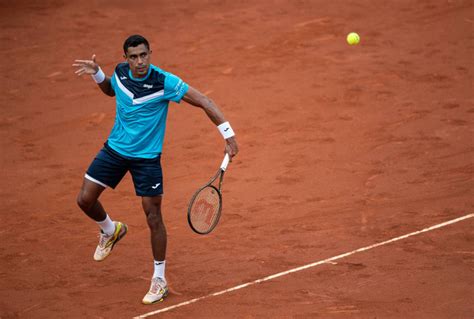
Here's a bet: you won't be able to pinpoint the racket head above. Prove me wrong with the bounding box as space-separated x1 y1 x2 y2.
187 184 223 235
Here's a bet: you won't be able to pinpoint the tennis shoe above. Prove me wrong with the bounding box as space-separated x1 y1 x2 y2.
93 221 128 261
142 277 169 304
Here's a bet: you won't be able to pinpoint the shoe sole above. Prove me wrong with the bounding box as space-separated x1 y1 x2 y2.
142 290 169 305
95 223 128 262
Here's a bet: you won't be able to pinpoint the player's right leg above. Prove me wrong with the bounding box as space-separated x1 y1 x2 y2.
76 178 107 221
76 178 127 261
77 144 129 261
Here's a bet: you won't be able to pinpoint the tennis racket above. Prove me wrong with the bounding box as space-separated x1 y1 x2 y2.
187 153 230 235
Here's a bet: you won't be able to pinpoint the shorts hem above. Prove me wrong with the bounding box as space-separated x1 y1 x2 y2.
85 173 111 188
136 192 164 197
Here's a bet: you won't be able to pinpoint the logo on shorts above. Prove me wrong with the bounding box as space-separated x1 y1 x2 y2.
120 76 127 80
143 84 153 89
151 183 161 189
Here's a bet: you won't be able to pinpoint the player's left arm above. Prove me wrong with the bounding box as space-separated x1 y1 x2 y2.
182 86 239 158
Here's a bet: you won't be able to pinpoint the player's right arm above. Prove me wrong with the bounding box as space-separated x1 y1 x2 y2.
72 54 115 97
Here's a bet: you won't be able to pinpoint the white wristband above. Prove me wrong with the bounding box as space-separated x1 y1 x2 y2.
91 67 105 84
217 121 235 139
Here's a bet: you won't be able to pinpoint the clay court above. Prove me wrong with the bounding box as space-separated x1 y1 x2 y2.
1 0 473 318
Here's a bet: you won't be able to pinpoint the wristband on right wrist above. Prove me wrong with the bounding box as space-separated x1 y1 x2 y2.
91 67 105 84
217 121 235 139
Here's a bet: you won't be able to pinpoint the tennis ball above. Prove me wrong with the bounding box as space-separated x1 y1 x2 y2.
346 32 360 45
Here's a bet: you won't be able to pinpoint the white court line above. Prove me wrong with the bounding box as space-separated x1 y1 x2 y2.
135 213 473 318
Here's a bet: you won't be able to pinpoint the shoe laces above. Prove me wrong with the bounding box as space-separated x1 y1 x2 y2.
98 231 113 248
150 277 166 294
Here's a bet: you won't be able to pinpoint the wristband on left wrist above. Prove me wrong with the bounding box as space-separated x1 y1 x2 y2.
217 121 235 139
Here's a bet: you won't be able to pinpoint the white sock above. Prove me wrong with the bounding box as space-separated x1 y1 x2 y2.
153 260 166 281
97 215 115 235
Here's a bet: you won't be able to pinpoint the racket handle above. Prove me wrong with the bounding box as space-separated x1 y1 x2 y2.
220 153 230 171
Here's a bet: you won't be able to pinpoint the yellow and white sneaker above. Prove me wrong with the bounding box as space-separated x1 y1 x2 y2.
142 277 169 304
93 221 128 261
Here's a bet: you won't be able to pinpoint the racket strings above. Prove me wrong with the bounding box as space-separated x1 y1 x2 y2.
189 186 221 233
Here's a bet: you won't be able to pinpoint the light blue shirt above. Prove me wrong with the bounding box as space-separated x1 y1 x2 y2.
108 63 188 158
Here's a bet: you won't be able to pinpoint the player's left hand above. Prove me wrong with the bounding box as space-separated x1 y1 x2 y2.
225 137 239 159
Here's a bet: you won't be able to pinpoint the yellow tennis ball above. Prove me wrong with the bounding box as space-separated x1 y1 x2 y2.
347 32 360 45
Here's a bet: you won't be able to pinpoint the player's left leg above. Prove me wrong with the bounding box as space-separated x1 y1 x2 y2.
141 195 169 304
129 155 168 304
142 196 167 262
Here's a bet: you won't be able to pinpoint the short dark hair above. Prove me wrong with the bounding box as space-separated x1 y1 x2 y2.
123 35 150 54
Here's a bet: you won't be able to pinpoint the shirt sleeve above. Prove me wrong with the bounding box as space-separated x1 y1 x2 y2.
163 72 189 103
110 70 117 91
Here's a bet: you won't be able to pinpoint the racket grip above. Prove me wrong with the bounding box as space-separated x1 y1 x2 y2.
220 153 230 171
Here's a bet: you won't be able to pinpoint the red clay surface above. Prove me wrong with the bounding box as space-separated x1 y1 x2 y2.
1 0 473 318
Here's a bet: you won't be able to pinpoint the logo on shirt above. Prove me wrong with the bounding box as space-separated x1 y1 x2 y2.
120 76 127 80
143 84 153 89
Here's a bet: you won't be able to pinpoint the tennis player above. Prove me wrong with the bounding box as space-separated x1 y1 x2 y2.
73 34 239 304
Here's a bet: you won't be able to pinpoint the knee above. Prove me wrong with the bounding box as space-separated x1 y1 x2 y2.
76 191 94 212
146 210 164 230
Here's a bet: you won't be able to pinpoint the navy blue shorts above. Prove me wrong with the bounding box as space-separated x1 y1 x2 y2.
85 143 163 197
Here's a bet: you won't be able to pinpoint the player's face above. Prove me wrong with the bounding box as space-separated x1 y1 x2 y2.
125 44 152 78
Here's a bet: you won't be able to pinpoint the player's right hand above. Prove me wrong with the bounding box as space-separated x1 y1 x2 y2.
72 54 100 76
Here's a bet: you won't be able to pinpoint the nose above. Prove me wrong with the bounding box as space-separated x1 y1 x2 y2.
137 56 144 65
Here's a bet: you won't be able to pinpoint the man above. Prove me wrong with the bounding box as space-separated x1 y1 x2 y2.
73 35 238 304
